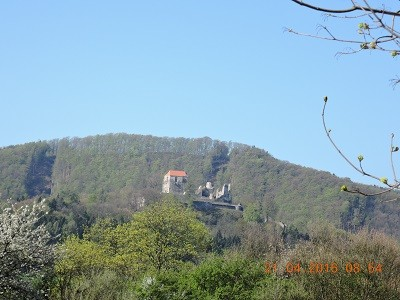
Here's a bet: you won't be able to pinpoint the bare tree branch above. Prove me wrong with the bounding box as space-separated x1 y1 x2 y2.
322 98 379 181
284 26 366 48
390 133 399 183
322 97 400 198
289 0 400 82
290 0 400 17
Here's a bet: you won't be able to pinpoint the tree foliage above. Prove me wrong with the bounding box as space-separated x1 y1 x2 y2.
0 133 399 238
53 236 113 300
280 222 400 300
135 254 267 300
44 191 93 240
0 199 54 299
0 142 55 201
120 195 211 272
53 196 210 299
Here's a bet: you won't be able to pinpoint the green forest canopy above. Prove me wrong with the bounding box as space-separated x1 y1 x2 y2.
0 133 398 238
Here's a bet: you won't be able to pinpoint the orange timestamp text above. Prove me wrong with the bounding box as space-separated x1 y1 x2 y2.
265 261 383 274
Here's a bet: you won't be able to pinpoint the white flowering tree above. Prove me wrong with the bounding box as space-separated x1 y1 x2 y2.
0 199 54 299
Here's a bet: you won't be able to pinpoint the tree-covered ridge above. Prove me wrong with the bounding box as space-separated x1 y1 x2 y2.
220 146 399 236
0 133 399 238
50 134 240 212
0 142 55 201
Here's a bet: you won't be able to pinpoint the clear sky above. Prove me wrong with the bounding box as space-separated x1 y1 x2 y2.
1 1 399 186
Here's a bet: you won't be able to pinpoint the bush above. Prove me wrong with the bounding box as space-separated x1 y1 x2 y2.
136 254 266 300
280 223 400 300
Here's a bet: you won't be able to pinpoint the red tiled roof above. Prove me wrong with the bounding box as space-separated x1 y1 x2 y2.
167 170 187 177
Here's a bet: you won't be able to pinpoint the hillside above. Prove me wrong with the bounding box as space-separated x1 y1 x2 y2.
0 133 399 238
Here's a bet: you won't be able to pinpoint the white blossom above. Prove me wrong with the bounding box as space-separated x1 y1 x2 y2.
0 200 54 299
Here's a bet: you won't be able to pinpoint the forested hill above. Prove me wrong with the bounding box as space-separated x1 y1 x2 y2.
0 133 399 238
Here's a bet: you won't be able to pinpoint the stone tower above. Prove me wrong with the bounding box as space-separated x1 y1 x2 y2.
162 170 188 194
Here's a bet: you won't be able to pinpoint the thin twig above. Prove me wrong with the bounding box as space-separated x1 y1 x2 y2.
324 12 370 20
284 27 364 44
290 0 400 17
322 100 380 181
361 0 400 38
380 197 400 203
347 184 399 196
322 98 400 198
390 133 399 183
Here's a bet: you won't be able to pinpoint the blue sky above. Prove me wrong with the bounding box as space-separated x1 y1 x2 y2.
1 1 399 186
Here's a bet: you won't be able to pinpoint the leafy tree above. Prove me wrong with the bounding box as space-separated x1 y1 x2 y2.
252 277 310 300
53 236 113 300
211 230 241 255
53 196 210 298
134 269 195 300
0 199 54 299
44 191 93 239
243 203 263 223
240 222 286 261
120 195 211 272
188 254 266 300
55 269 134 300
136 254 266 300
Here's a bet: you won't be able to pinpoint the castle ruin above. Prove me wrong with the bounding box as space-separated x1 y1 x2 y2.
195 182 232 203
162 170 242 211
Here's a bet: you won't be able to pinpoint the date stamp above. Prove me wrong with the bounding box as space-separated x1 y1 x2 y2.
265 261 383 274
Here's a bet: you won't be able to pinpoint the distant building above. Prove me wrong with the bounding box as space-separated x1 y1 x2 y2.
162 170 188 194
196 182 232 203
162 170 242 211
